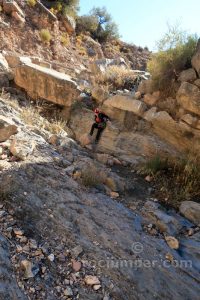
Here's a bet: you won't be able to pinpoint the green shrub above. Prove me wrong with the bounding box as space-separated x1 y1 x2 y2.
40 29 52 43
27 0 36 7
147 25 198 96
76 6 119 43
142 155 169 176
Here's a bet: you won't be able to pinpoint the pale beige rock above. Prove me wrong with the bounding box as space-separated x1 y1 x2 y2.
138 79 153 94
14 62 80 106
79 133 92 146
103 95 147 117
144 91 160 106
180 201 200 225
135 91 142 100
181 114 198 127
92 86 109 104
165 236 179 249
178 68 196 82
84 275 100 286
10 138 36 160
21 260 34 279
176 82 200 116
143 107 157 122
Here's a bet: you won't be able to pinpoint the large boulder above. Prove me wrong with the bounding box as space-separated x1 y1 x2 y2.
176 82 200 116
180 201 200 225
191 39 200 76
14 61 81 107
92 86 109 104
178 68 196 83
103 95 147 117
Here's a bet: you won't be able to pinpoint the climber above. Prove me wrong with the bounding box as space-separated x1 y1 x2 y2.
90 108 110 144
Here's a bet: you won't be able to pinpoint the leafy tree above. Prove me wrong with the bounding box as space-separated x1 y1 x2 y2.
76 6 119 42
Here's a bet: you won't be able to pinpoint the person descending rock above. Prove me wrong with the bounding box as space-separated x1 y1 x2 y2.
90 108 110 144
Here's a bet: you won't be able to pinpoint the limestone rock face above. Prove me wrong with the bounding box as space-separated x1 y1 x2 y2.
191 39 200 76
70 108 178 163
180 201 200 225
176 82 200 116
178 68 196 82
14 62 81 106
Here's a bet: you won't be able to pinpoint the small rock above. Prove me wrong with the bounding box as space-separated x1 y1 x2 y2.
21 260 34 279
63 287 73 296
71 245 83 258
48 253 55 262
13 228 24 236
84 275 100 286
71 259 82 272
145 175 153 182
110 192 119 199
165 252 174 263
165 236 179 249
93 284 101 291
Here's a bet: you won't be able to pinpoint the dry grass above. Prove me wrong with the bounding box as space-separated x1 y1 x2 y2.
20 105 69 135
141 153 200 208
81 164 106 187
96 65 137 91
40 29 52 43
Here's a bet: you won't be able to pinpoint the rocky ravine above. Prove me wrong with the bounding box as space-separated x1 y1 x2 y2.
0 92 200 300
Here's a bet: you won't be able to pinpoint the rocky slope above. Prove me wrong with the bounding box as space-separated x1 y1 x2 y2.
0 94 200 300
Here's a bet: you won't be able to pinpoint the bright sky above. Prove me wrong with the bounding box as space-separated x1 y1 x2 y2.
79 0 200 50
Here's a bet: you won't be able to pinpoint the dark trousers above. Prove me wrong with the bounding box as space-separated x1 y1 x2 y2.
90 123 104 142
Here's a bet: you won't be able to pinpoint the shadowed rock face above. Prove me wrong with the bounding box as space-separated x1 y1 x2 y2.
0 235 27 300
14 62 81 107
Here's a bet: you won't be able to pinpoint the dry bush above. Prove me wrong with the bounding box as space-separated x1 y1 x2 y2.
60 34 70 46
96 65 137 91
141 153 200 208
81 164 106 187
40 29 52 43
